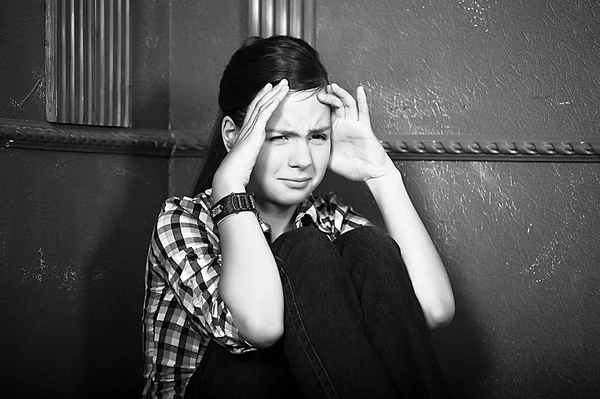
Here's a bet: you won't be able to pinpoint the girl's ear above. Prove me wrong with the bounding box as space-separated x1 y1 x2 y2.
221 116 238 153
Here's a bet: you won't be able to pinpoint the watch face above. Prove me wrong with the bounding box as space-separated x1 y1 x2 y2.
232 194 250 211
211 204 223 217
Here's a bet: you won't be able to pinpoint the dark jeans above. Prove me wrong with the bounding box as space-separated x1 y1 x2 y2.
184 226 449 399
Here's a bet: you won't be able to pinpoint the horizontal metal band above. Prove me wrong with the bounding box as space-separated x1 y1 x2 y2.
382 136 600 162
1 119 598 161
0 119 176 156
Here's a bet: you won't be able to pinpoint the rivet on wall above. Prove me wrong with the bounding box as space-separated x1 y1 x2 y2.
249 0 316 47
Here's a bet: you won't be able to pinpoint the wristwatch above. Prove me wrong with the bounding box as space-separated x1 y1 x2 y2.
210 192 258 225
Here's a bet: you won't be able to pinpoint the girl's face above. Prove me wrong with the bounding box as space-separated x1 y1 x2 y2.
247 89 331 211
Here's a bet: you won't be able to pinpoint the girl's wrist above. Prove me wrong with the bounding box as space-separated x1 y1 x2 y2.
365 162 403 190
365 167 411 208
212 179 246 203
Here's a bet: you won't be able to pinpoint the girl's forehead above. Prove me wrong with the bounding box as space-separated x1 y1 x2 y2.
267 90 331 129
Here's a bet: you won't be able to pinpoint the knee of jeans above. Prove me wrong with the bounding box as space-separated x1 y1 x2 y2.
274 226 330 246
272 227 336 272
336 227 406 283
273 226 333 255
340 226 399 253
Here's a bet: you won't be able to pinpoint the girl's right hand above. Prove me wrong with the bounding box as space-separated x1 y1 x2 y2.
212 79 289 201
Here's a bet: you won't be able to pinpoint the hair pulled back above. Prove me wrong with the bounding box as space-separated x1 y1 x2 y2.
193 36 329 196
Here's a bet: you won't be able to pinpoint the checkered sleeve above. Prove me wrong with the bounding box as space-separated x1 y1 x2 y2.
151 197 254 354
323 192 374 237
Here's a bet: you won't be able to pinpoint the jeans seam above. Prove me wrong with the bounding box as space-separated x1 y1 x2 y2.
278 265 340 399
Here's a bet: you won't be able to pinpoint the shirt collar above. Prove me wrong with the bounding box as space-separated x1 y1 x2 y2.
293 194 318 228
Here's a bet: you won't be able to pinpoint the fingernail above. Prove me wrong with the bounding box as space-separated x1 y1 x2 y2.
279 79 288 85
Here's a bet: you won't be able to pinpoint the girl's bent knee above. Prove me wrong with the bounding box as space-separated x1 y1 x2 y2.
337 226 398 253
271 227 336 270
272 226 331 250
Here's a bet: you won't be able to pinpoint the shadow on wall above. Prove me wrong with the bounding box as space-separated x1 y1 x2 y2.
80 154 168 397
432 272 493 399
0 149 169 397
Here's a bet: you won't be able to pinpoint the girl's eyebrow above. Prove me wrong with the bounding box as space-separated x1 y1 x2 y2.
266 125 332 135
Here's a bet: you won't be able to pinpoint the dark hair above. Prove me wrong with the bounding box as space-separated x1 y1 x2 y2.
192 35 330 196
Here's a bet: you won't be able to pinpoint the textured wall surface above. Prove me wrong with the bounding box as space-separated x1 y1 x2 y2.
0 0 46 121
399 161 600 398
318 0 600 139
0 149 169 397
130 0 170 129
170 0 247 136
168 0 249 197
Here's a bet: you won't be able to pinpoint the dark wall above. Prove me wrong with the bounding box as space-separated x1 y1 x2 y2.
0 0 46 121
167 0 249 197
169 1 600 398
130 0 170 129
0 0 170 397
396 161 599 398
0 150 168 397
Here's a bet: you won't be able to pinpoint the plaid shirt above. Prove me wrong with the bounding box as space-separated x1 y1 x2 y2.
142 188 372 398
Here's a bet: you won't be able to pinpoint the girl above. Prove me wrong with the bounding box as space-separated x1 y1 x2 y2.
143 35 455 399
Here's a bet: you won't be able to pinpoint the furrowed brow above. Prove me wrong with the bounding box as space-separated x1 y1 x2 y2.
265 126 331 135
309 125 332 134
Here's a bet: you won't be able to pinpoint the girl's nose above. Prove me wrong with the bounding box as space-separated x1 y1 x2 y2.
288 141 312 169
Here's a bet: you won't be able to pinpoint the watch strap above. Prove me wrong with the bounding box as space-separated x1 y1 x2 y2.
210 192 257 225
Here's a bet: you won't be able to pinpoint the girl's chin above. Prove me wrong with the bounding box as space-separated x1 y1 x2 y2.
255 188 312 209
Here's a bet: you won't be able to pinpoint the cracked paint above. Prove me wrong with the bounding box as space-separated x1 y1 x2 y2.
458 0 497 32
521 239 562 283
19 247 83 292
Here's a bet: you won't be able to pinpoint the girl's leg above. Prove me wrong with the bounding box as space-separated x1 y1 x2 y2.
184 339 303 399
334 226 450 399
272 227 399 399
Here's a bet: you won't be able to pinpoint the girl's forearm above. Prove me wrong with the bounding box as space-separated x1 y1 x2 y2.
366 164 455 329
218 210 284 347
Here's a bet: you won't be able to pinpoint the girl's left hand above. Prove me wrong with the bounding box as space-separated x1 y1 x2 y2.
317 83 395 183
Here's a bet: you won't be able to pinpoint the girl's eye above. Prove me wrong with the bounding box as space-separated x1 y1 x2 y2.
268 135 288 142
310 134 328 141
